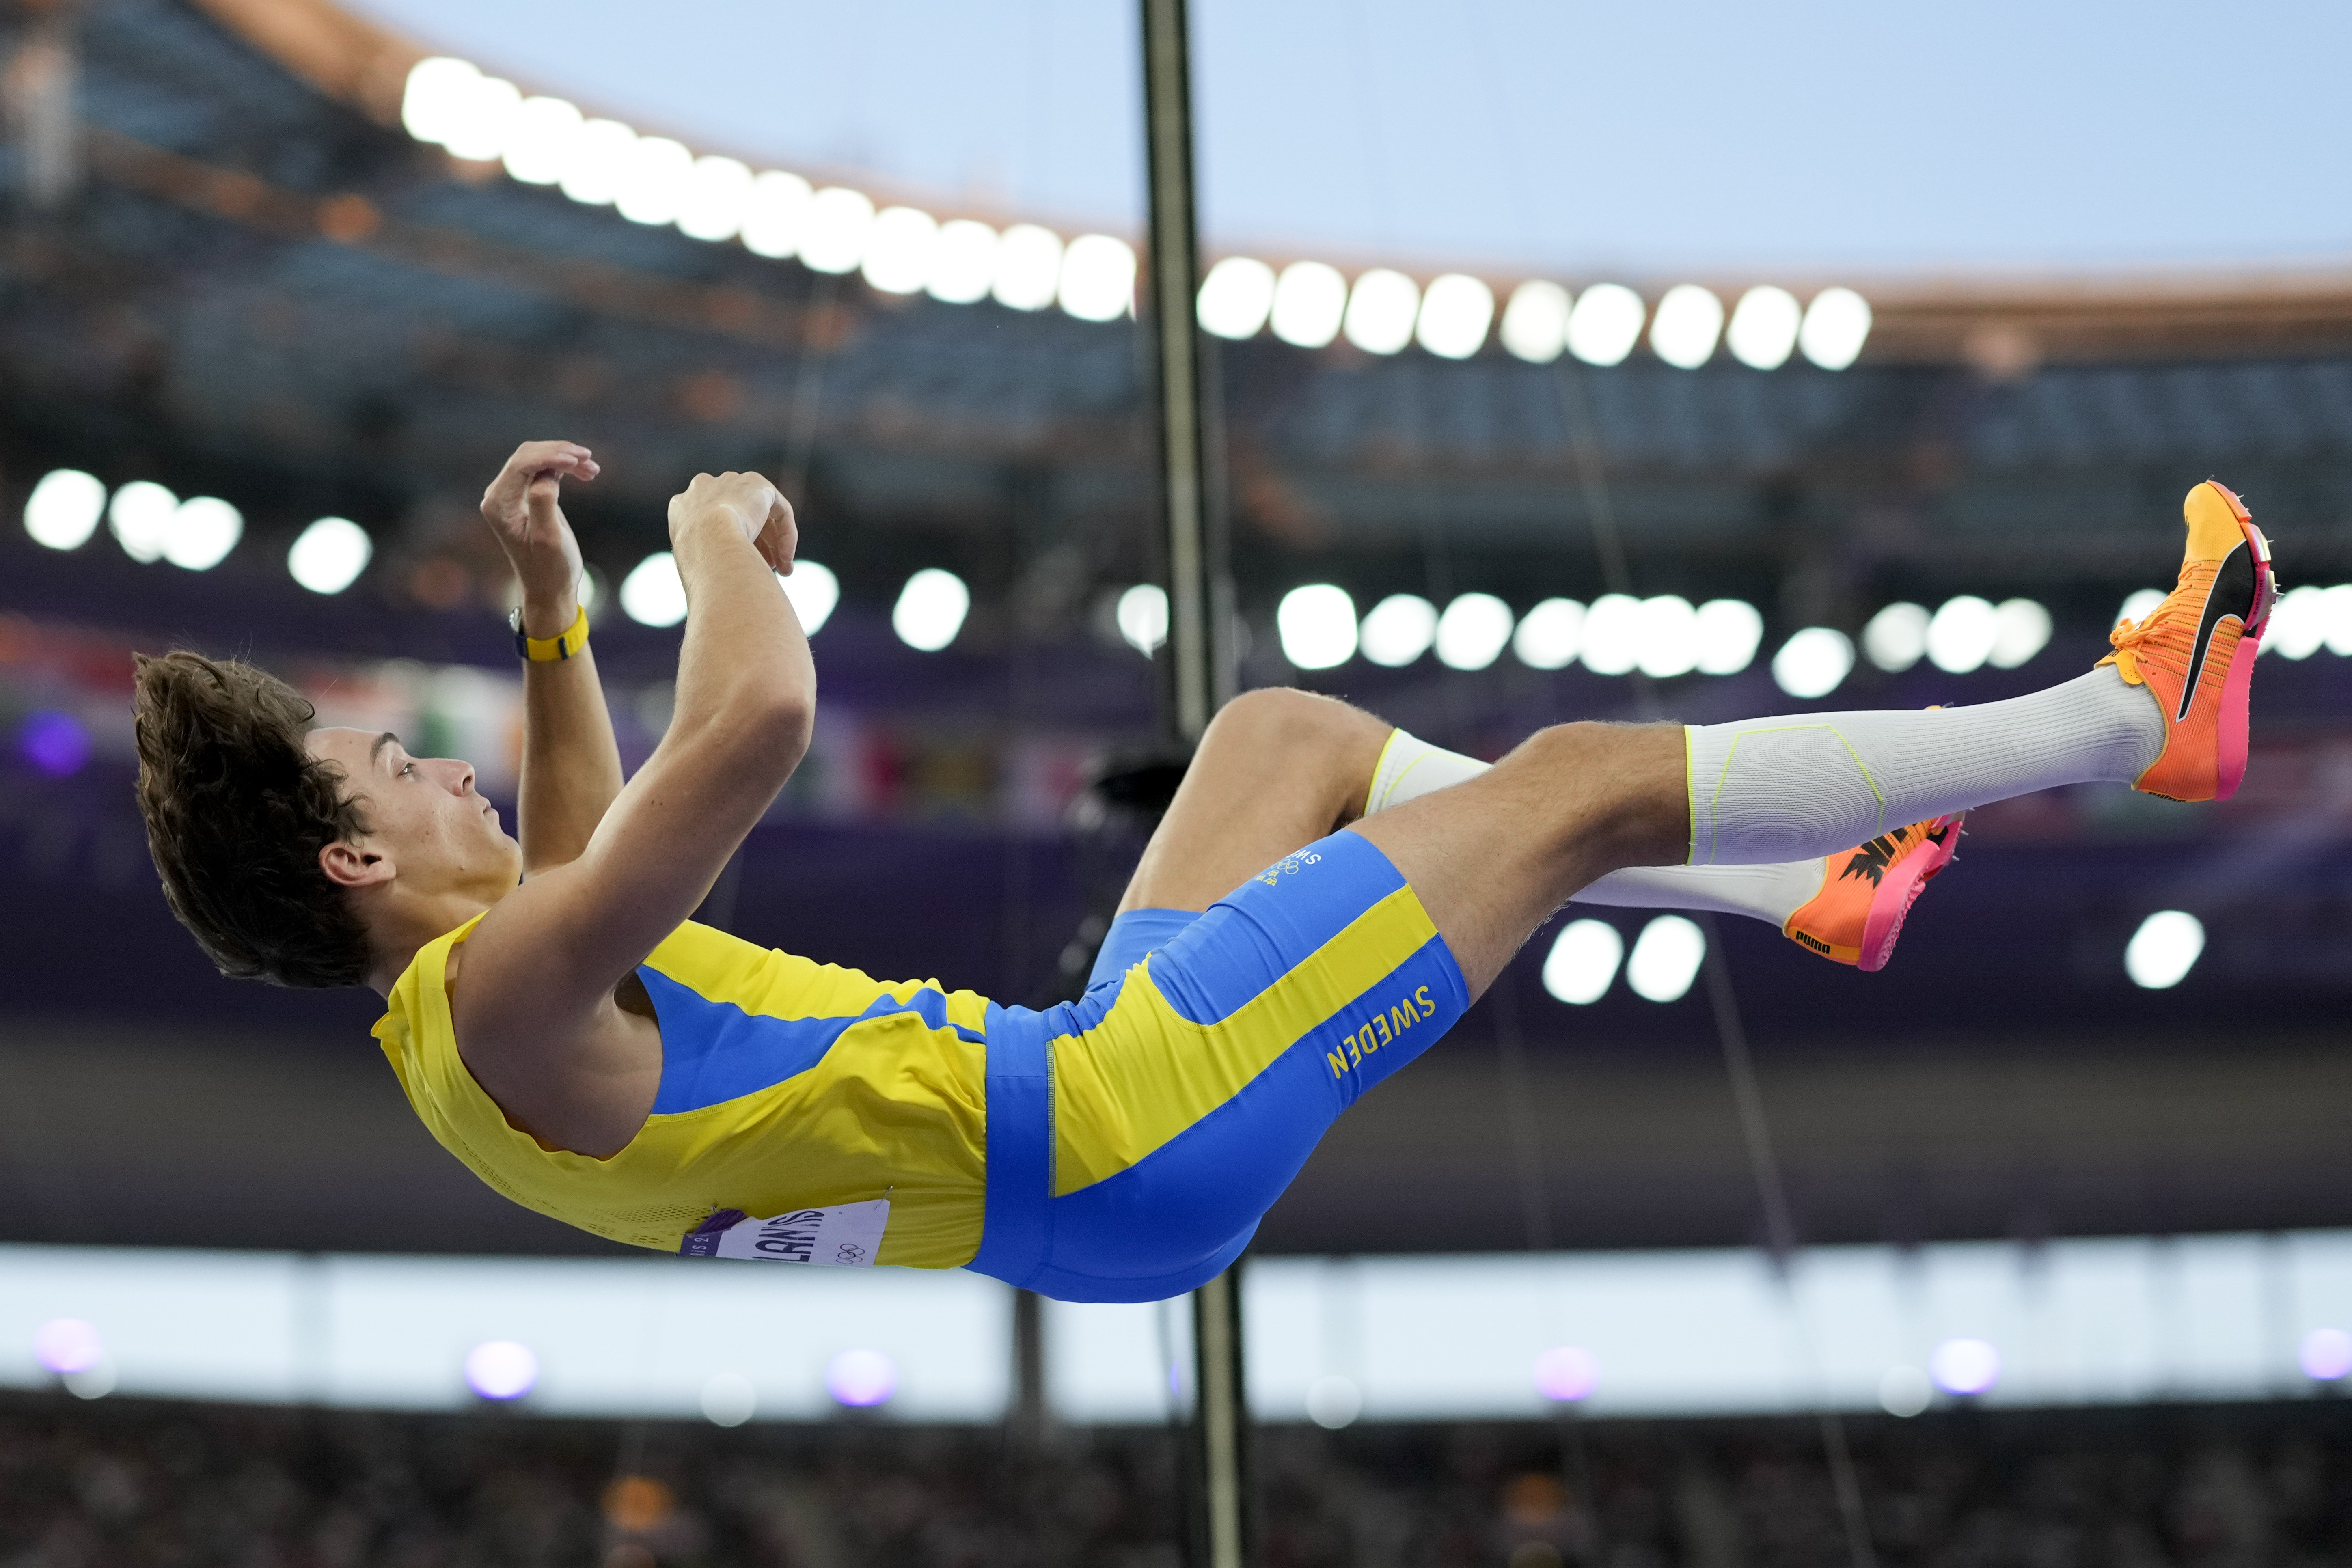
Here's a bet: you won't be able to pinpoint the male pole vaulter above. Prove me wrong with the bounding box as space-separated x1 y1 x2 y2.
132 442 2271 1299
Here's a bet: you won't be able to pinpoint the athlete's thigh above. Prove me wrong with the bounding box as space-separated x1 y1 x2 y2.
1116 688 1390 914
1346 720 1687 995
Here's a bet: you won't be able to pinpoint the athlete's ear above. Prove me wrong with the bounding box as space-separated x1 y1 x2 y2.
319 839 393 891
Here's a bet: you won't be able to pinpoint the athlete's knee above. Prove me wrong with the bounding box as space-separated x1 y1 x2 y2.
1504 720 1687 850
1203 687 1383 762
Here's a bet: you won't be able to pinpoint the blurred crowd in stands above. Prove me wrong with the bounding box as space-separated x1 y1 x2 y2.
4 1391 2348 1567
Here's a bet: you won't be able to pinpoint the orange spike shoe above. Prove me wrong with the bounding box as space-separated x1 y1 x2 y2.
1783 813 1964 972
2099 481 2276 802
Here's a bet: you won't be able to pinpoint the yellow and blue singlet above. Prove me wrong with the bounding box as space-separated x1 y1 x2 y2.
375 830 1469 1303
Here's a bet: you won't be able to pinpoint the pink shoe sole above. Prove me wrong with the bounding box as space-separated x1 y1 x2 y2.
1857 814 1964 972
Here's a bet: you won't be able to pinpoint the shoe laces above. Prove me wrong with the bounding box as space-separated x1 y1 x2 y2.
2104 560 2214 684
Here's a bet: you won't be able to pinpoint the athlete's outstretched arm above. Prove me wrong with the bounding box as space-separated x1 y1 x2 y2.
449 470 807 1153
479 440 624 876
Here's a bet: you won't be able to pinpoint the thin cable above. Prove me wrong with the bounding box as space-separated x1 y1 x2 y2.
1459 4 1875 1557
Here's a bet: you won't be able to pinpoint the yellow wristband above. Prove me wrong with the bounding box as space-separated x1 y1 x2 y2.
512 603 589 662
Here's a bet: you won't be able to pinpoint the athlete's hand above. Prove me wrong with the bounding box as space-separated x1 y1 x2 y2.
482 440 598 633
667 471 797 576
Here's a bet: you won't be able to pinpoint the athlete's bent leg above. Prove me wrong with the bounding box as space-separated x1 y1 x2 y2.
1117 687 1388 915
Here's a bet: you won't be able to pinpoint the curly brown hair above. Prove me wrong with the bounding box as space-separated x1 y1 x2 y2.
132 650 374 988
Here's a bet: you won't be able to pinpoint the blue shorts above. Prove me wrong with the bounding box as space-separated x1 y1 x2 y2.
967 829 1469 1303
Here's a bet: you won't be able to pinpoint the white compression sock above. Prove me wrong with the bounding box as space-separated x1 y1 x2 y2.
1687 668 2163 866
1365 729 1827 927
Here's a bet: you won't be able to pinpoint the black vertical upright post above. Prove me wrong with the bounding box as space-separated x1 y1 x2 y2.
1139 2 1247 1566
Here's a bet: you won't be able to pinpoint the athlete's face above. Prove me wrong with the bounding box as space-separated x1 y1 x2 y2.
305 727 521 900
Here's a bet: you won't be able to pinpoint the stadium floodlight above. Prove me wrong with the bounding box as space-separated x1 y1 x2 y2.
1197 257 1275 340
1513 598 1586 669
1499 280 1571 364
993 224 1064 311
675 155 754 243
399 57 479 146
1435 593 1513 670
613 136 693 226
1533 1346 1599 1402
892 568 969 652
2324 584 2352 656
1359 593 1437 666
2265 584 2325 658
1725 285 1802 370
501 96 583 186
32 1317 105 1376
1116 583 1169 655
1694 598 1764 675
1633 594 1699 679
1270 261 1348 348
1862 602 1929 672
2124 910 2203 989
2300 1327 2352 1382
1772 627 1854 699
1799 286 1872 370
1564 282 1645 367
107 481 178 563
24 468 105 550
619 552 687 627
1415 274 1495 360
1342 269 1420 355
798 186 875 274
1649 284 1724 369
441 73 521 163
699 1372 757 1427
1541 919 1622 1004
1989 597 2052 668
740 170 814 259
1877 1365 1933 1417
163 497 241 570
928 219 999 304
861 205 940 295
463 1340 539 1401
826 1349 897 1408
1304 1375 1361 1429
556 118 637 207
777 560 838 634
1927 1337 2000 1397
1926 595 1998 673
1579 593 1642 675
288 517 372 595
1277 584 1357 669
1059 234 1136 322
2114 587 2166 632
1626 915 1704 1002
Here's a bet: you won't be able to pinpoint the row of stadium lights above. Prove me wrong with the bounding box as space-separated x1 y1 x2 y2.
35 1312 2352 1419
30 465 2348 699
1542 904 2210 1009
28 1318 899 1418
399 57 1871 371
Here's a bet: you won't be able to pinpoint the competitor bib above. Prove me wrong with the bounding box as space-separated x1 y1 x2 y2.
678 1200 890 1267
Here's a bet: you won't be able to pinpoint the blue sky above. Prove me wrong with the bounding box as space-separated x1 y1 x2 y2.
345 0 2352 277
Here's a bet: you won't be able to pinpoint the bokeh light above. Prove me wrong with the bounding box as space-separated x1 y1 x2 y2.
1512 599 1586 670
619 552 687 628
24 468 106 550
2299 1327 2352 1382
1725 285 1802 370
1198 256 1275 339
1564 283 1645 367
1799 287 1873 370
19 711 91 777
778 559 839 636
32 1317 104 1376
1541 919 1623 1005
463 1339 539 1401
826 1348 898 1408
1772 628 1854 699
1863 602 1930 673
1057 234 1137 323
1532 1346 1599 1402
1305 1374 1362 1429
892 568 971 652
1342 269 1420 355
700 1371 758 1426
1270 261 1348 349
1359 593 1437 667
287 517 373 595
1625 916 1705 1003
1434 593 1514 671
2124 910 2203 990
1648 284 1724 369
1116 583 1169 655
1277 584 1357 670
1499 280 1571 364
1415 273 1495 359
1928 1337 2000 1396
